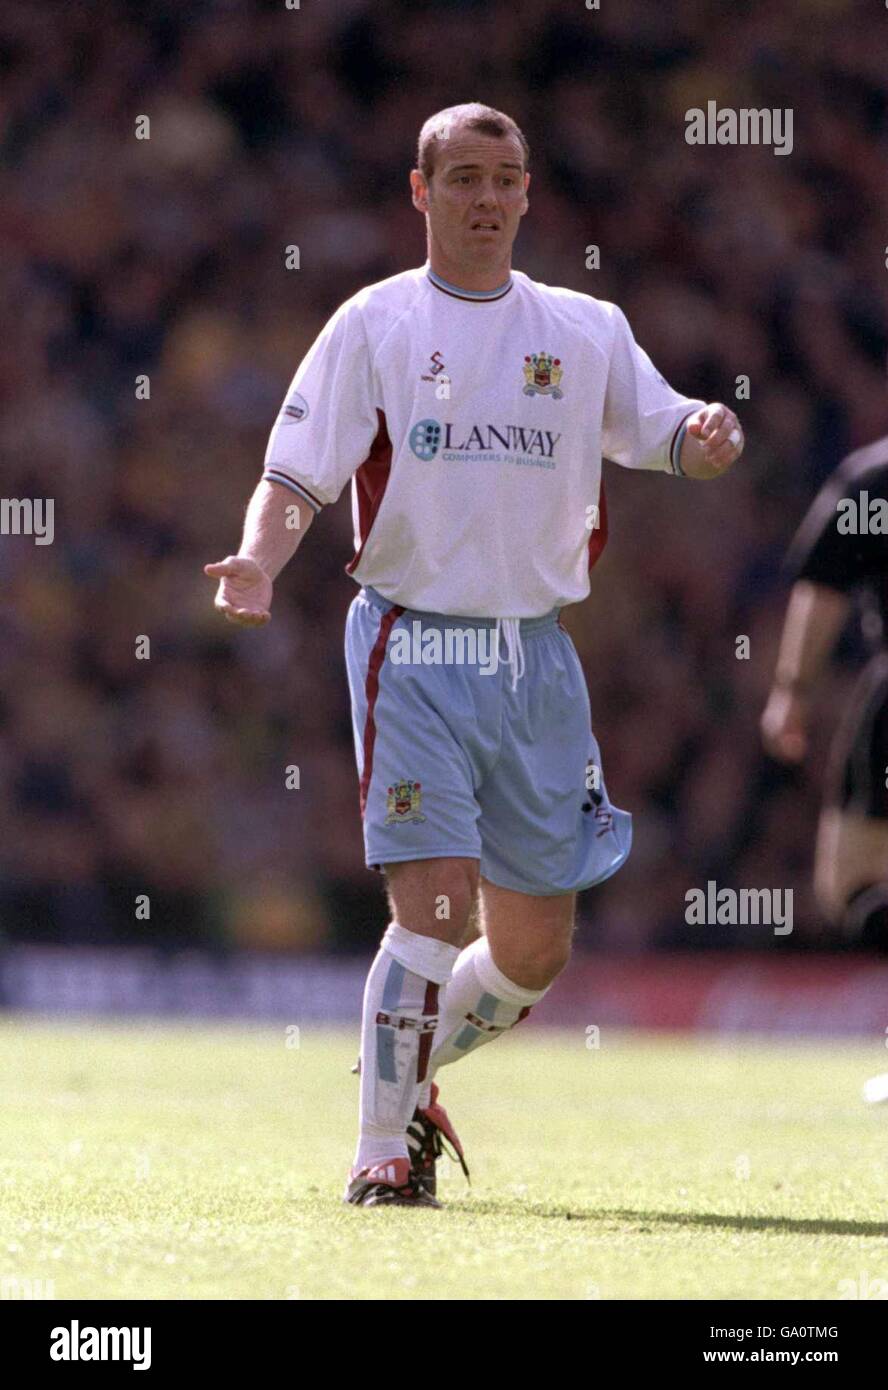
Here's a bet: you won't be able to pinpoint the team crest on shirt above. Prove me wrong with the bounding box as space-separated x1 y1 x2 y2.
523 352 563 398
385 779 426 825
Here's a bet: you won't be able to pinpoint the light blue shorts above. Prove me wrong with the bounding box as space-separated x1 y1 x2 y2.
344 586 632 896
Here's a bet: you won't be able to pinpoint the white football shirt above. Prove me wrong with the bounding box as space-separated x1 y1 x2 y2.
264 263 704 618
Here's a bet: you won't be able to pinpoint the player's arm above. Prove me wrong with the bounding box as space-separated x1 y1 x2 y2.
601 306 743 477
761 469 862 762
761 580 851 762
204 480 314 627
677 403 744 479
204 295 378 628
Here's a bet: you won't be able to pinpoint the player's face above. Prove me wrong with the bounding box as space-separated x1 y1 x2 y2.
412 129 529 272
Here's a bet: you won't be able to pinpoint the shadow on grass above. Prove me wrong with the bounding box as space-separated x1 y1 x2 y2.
459 1202 888 1238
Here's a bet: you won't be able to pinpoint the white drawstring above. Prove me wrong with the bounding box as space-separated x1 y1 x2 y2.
495 617 526 691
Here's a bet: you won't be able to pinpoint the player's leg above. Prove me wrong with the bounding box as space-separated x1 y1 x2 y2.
814 808 888 946
425 880 575 1073
425 615 628 1081
343 588 494 1204
816 670 888 1110
480 879 576 986
383 857 479 942
815 663 888 949
352 855 477 1180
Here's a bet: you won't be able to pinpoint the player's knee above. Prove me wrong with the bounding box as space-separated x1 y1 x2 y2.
531 938 573 986
495 934 573 990
384 856 479 941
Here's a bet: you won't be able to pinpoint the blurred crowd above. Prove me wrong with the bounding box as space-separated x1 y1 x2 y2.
2 0 888 952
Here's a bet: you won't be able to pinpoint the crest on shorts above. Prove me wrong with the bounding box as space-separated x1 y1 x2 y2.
385 779 426 824
523 352 563 398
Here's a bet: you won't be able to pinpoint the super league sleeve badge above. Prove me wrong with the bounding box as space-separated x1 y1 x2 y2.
523 352 564 398
385 779 426 824
282 391 309 422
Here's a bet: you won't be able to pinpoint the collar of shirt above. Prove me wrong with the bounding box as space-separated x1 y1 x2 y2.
425 262 514 303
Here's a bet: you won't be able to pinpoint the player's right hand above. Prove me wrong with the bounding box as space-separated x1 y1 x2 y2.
760 686 807 763
204 556 273 627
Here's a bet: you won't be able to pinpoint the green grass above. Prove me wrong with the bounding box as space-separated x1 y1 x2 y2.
1 1017 887 1299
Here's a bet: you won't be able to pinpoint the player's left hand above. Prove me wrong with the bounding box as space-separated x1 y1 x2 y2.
685 403 744 474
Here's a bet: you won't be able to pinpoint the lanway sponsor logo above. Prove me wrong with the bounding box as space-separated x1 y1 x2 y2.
408 419 561 467
410 419 442 459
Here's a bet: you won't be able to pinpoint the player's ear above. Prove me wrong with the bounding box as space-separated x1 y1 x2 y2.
520 170 530 216
410 169 429 213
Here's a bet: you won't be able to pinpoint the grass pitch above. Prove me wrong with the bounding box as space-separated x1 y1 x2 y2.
1 1017 887 1300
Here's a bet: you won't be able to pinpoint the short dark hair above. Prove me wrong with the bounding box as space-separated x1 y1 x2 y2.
417 103 529 182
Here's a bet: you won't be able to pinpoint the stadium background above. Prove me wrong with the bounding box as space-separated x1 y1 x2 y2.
3 0 888 982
